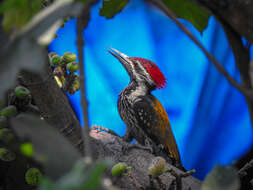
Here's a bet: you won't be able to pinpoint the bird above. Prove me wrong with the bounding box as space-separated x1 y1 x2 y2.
108 47 183 169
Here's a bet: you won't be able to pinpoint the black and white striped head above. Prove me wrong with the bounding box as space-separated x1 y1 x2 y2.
108 47 166 90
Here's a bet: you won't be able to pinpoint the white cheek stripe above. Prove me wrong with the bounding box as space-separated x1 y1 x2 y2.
135 60 155 86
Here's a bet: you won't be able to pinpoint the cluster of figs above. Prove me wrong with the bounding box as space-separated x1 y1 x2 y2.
111 156 167 178
49 52 80 95
0 86 42 186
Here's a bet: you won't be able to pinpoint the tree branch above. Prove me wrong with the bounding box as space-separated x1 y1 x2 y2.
76 14 91 158
149 0 253 100
19 62 84 154
89 128 201 190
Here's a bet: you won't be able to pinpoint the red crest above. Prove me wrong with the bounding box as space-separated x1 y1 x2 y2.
130 57 166 89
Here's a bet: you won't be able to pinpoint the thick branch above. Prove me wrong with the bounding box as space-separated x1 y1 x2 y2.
19 62 84 154
89 128 201 190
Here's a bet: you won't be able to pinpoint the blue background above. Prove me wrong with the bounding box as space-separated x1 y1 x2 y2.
49 0 253 180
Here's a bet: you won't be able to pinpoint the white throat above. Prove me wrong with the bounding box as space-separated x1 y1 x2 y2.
128 85 148 104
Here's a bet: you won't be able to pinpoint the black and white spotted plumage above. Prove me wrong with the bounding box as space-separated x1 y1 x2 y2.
109 47 182 169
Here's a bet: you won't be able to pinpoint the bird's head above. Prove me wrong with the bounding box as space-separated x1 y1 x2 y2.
108 47 166 90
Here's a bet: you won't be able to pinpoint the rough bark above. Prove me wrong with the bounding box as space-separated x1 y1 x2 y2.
19 63 84 154
89 129 201 190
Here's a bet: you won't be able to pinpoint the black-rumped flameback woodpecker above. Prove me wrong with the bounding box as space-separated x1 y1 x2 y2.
108 47 183 168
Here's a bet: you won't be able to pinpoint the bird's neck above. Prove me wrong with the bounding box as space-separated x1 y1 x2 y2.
120 81 150 102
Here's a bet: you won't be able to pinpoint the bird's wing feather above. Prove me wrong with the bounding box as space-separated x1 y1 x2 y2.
132 96 181 161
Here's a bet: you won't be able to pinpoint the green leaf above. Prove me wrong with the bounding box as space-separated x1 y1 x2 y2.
162 0 210 33
20 142 34 157
39 177 56 190
202 165 240 190
49 159 109 190
100 0 130 19
0 0 42 33
82 162 108 189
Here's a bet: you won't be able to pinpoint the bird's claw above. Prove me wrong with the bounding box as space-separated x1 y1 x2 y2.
121 143 153 154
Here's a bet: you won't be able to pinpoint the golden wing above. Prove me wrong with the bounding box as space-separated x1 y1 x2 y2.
133 95 181 162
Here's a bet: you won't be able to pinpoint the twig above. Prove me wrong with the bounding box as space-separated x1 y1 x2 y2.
168 179 176 190
127 172 144 190
238 159 253 178
148 174 166 190
76 15 91 158
165 168 195 190
62 72 76 93
148 0 253 99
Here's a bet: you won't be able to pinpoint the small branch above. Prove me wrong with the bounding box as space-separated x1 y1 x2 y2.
238 159 253 178
75 0 99 159
127 172 144 190
165 169 195 190
76 15 91 158
149 0 253 100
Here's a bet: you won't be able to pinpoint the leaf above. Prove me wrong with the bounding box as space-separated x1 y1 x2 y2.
81 162 109 190
202 165 240 190
39 178 56 190
39 160 109 190
57 160 108 190
1 0 42 33
0 0 84 99
100 0 130 19
162 0 210 33
11 114 82 180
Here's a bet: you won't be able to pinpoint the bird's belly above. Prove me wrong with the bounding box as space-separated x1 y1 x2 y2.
118 98 147 145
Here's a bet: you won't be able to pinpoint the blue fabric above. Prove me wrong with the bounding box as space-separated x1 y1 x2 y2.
48 0 253 180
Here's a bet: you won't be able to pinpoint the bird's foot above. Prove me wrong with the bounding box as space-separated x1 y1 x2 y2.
122 142 153 154
91 125 120 137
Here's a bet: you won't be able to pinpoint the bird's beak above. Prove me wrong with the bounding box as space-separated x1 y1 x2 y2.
108 47 132 74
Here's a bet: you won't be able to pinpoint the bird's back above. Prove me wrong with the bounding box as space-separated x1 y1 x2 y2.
132 95 181 162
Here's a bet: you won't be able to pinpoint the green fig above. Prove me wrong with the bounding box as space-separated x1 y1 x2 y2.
50 54 61 66
62 52 77 63
69 77 80 95
20 142 34 157
25 168 42 186
63 16 70 23
66 62 79 72
111 162 129 177
0 116 8 128
148 157 166 177
14 86 30 99
60 22 65 28
48 52 57 58
0 148 16 161
0 105 17 117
